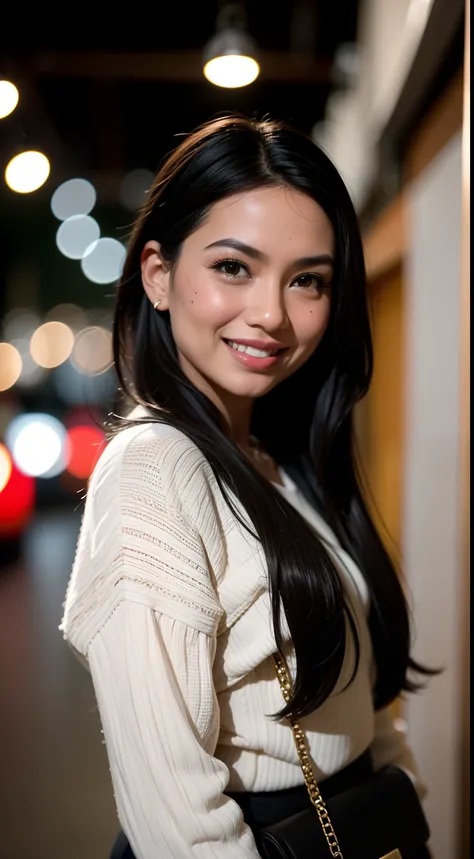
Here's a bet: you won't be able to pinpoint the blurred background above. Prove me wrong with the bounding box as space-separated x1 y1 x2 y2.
0 2 469 857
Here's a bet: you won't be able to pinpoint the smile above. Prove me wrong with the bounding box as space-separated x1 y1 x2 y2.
223 338 287 371
226 340 280 358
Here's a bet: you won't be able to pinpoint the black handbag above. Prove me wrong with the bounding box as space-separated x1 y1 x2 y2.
256 654 431 859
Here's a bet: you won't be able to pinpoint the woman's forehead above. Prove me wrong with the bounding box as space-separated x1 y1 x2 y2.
186 186 334 256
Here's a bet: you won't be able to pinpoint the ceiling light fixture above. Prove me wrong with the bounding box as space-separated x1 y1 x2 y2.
203 2 260 89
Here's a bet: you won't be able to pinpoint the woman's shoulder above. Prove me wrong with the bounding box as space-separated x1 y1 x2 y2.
61 409 225 653
100 405 199 462
90 407 211 505
87 410 217 528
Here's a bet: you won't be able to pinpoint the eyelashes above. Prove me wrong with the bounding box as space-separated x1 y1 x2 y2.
208 257 330 293
292 273 328 292
209 258 249 279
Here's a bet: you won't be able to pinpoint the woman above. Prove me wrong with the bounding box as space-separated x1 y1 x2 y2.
61 115 432 859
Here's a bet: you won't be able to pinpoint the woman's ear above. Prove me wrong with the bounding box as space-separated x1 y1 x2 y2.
140 240 171 310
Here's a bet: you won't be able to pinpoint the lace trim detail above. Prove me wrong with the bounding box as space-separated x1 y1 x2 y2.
122 549 217 604
115 574 221 620
120 492 176 516
121 516 201 558
65 553 221 647
123 526 202 567
121 495 189 526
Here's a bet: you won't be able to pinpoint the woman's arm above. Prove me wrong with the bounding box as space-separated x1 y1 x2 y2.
88 599 260 859
62 426 261 857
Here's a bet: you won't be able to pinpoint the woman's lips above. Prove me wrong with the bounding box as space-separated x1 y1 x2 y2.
223 337 287 351
223 339 286 370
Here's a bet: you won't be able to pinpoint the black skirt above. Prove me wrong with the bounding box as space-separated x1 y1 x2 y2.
109 749 375 858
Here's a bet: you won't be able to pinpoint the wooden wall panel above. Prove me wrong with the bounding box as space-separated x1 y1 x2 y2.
364 195 406 282
361 266 405 563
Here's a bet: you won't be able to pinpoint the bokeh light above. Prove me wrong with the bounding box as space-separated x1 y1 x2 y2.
119 169 155 211
86 306 112 329
45 303 88 332
56 215 100 260
0 342 22 391
51 178 96 221
30 321 74 369
10 338 46 388
66 424 105 479
81 238 126 284
5 150 50 193
0 80 19 119
3 309 40 341
62 405 103 430
0 443 12 493
72 326 113 375
6 413 68 478
0 454 35 537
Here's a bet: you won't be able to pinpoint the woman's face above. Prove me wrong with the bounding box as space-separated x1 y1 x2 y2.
142 185 334 417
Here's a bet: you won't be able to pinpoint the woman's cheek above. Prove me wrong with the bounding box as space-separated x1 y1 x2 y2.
191 283 243 322
293 303 330 347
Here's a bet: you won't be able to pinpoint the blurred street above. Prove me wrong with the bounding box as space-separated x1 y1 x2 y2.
0 508 117 859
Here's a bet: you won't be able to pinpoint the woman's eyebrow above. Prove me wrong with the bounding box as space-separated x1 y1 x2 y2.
204 238 268 261
291 254 334 269
204 238 334 269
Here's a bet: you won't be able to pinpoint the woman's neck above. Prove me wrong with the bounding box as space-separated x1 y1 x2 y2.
178 355 254 446
209 389 254 447
208 391 282 484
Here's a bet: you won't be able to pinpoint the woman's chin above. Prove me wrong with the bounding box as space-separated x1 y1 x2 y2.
218 376 281 400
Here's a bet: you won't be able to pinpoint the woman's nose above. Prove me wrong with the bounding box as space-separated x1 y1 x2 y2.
244 282 289 331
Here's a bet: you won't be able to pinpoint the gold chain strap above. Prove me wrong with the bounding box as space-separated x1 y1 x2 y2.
273 652 344 859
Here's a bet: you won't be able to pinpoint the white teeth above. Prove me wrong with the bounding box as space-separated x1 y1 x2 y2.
227 340 278 358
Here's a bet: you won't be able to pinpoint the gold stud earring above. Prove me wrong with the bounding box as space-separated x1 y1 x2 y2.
153 300 162 310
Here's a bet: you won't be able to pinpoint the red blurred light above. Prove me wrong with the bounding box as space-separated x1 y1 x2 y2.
0 452 35 537
62 406 103 429
66 425 105 479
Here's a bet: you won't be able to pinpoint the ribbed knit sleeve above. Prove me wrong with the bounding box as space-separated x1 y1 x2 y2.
88 603 259 859
61 424 260 858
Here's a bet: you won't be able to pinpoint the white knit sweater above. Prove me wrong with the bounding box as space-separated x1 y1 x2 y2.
60 418 425 859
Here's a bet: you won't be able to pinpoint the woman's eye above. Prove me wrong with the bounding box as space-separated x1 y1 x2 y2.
292 273 326 292
211 259 249 279
222 261 244 277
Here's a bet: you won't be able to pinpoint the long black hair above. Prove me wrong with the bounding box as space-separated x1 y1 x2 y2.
113 114 433 719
